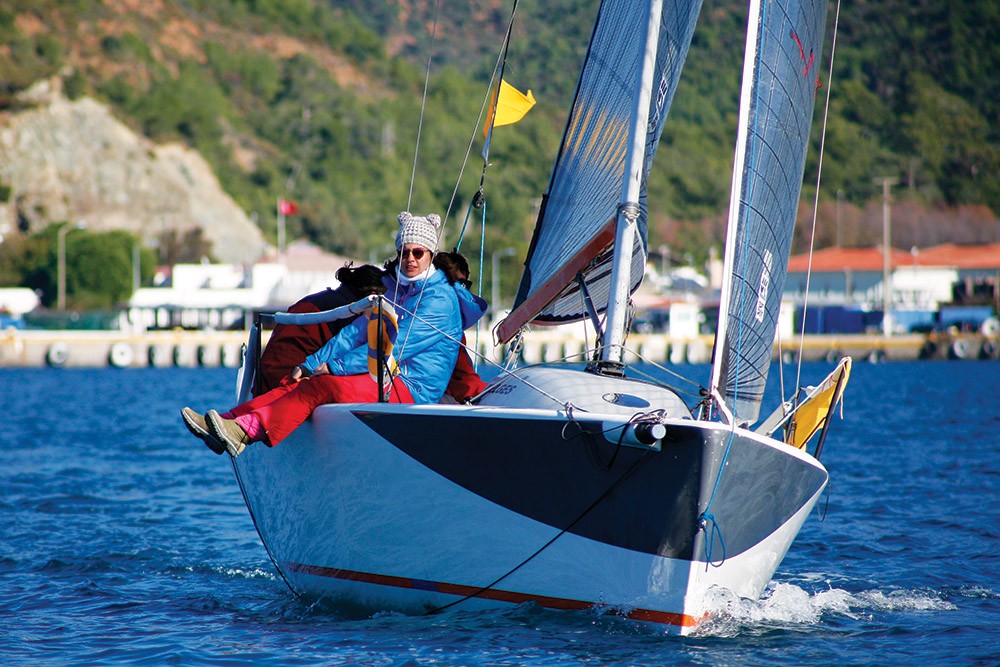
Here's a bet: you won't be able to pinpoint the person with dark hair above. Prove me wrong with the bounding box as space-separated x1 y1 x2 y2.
183 211 479 458
432 251 488 402
180 263 387 449
256 263 387 393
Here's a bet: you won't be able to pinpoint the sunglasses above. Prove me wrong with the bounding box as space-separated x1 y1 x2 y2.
400 248 429 260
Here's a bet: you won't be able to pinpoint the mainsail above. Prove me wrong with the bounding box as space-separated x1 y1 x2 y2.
710 0 829 424
497 0 703 343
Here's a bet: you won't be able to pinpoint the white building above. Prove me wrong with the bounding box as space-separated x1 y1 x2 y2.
126 241 364 332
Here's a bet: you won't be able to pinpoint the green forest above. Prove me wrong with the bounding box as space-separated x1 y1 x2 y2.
1 0 998 274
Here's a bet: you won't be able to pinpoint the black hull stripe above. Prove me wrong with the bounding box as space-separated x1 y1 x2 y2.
286 561 700 628
354 412 827 559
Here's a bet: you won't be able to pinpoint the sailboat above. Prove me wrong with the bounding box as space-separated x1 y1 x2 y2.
227 0 846 634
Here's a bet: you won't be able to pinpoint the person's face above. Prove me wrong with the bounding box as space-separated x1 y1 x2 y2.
400 243 432 278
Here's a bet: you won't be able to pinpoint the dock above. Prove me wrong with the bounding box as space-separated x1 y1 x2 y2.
1 328 996 369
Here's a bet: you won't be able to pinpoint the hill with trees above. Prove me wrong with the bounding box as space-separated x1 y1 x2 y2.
0 0 997 306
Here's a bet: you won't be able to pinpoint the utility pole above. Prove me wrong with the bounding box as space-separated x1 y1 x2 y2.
874 177 899 337
836 189 844 247
491 247 516 316
657 244 670 288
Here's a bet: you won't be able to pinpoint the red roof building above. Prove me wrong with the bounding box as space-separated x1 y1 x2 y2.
784 243 999 319
788 243 1000 273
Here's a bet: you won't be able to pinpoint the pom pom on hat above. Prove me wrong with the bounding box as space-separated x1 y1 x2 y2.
395 211 441 253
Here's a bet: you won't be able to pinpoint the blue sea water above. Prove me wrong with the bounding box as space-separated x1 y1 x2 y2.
1 361 998 666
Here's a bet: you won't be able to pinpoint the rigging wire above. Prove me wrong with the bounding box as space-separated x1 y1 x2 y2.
696 0 773 562
698 1 842 565
406 0 442 212
623 349 706 397
396 0 520 364
454 0 521 368
390 300 567 407
794 0 843 398
392 0 441 327
450 0 521 246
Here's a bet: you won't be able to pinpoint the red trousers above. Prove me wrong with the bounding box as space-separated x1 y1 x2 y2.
229 374 414 446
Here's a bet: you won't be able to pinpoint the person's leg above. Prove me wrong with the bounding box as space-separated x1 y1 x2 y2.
223 377 298 418
250 374 414 446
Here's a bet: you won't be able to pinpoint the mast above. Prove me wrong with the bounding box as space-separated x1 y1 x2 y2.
599 0 664 364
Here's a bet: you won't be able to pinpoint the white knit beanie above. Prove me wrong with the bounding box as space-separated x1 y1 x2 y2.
395 211 441 253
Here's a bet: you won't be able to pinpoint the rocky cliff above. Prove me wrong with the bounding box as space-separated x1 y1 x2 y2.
0 77 267 264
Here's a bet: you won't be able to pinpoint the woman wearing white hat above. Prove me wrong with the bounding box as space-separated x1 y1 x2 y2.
190 211 477 457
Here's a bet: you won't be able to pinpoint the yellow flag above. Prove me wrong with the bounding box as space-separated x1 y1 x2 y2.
484 80 536 136
788 357 852 449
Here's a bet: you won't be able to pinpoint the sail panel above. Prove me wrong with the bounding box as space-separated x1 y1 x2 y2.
499 0 703 341
713 0 828 423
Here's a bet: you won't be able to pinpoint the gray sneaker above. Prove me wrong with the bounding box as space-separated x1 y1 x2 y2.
206 409 252 458
181 407 226 455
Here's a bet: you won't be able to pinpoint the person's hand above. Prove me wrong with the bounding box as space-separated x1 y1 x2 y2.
289 365 309 382
312 362 331 376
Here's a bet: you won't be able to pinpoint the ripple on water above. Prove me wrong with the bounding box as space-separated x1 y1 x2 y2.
0 365 997 666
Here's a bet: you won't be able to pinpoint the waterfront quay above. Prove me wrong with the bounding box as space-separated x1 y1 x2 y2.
1 328 996 369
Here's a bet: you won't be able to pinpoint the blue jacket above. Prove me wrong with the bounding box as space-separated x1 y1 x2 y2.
454 284 488 331
302 268 464 404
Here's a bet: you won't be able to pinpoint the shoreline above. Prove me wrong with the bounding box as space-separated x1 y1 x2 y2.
1 328 996 368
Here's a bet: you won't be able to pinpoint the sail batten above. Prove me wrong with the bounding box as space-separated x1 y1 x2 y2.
710 0 829 424
498 0 704 344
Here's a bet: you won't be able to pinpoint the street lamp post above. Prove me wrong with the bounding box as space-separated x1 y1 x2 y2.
57 221 87 311
491 247 516 315
132 242 142 292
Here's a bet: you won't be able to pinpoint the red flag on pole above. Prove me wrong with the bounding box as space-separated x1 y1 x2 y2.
278 199 298 216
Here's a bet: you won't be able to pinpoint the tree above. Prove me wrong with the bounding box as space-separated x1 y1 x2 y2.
156 227 216 265
7 226 154 309
901 73 1000 209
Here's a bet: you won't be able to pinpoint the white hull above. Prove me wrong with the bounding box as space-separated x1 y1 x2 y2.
232 367 828 634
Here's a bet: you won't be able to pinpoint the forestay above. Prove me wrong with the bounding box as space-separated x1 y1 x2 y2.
710 0 828 424
497 0 703 343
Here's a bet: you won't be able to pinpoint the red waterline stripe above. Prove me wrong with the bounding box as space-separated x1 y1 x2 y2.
286 561 699 628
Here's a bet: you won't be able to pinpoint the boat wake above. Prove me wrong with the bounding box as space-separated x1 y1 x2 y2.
693 581 958 637
216 565 278 581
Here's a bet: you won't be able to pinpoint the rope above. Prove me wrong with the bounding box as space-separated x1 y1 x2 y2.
697 423 737 568
426 446 654 616
698 511 727 568
474 201 487 371
818 477 831 521
794 0 842 396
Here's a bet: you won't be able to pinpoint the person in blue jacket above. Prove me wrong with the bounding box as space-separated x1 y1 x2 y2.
432 251 489 402
201 211 472 457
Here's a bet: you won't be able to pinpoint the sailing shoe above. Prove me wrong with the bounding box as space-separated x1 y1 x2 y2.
205 410 251 458
181 407 226 455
